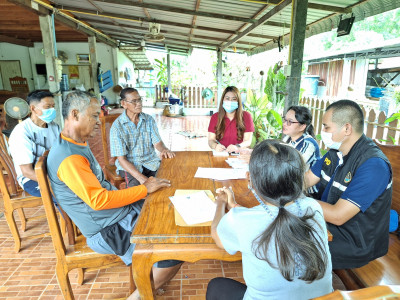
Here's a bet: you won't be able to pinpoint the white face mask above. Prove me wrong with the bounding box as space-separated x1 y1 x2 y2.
321 129 344 150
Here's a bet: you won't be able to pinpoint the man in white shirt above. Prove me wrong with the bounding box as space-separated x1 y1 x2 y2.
9 90 60 197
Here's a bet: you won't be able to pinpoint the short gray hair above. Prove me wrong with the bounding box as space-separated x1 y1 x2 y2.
62 91 93 119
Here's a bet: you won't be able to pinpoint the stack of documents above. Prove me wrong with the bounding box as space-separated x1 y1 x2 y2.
225 158 249 170
194 167 247 180
169 190 216 226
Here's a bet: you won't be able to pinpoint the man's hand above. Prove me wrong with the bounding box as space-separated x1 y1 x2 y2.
216 186 237 209
160 149 175 159
143 176 171 193
137 174 149 185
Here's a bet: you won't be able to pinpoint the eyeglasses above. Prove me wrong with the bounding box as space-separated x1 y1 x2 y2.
124 98 142 105
283 117 300 126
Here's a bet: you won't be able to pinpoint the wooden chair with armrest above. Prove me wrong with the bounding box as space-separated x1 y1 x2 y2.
35 152 134 299
0 139 49 252
100 113 124 189
9 76 29 93
312 285 400 299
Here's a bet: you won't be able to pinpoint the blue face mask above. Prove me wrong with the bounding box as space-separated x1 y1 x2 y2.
223 101 239 113
38 108 56 123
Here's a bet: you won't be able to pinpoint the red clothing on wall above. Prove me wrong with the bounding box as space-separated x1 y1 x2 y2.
208 111 254 147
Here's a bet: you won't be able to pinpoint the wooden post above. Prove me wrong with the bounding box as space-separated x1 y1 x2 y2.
39 14 62 127
285 0 308 111
88 36 100 97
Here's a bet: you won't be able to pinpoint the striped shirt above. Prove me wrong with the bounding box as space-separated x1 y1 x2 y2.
283 133 321 194
110 111 162 173
283 133 320 170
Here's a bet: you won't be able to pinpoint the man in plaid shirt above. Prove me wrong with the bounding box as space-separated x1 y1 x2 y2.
110 88 175 188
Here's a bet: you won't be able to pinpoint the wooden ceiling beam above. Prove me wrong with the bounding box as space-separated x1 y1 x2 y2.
76 10 276 39
86 18 278 41
8 0 118 47
308 3 352 14
73 0 256 23
59 6 243 35
221 0 291 50
89 20 270 45
105 29 264 48
0 34 33 46
189 0 201 42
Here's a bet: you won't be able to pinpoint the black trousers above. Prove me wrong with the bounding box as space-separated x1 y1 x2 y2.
206 277 247 300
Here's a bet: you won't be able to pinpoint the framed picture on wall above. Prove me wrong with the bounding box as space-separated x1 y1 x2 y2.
77 54 91 64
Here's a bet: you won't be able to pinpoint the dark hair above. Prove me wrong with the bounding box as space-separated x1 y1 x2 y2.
249 140 327 282
215 86 245 141
120 87 138 101
286 105 315 138
326 100 364 133
27 90 53 105
62 91 93 119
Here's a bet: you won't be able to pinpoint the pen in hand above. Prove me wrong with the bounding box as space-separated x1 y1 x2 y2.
215 140 226 151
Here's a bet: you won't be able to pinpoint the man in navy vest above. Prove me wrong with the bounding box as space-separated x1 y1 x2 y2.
305 99 392 269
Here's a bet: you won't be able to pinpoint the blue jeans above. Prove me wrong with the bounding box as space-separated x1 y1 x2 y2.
22 180 41 197
23 179 58 208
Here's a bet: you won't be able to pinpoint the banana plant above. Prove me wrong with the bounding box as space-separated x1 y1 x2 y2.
244 89 282 147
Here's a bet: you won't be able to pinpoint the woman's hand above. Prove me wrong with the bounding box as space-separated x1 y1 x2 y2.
226 144 239 153
215 143 226 152
216 186 237 209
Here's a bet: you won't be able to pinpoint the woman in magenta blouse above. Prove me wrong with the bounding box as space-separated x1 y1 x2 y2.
208 86 254 153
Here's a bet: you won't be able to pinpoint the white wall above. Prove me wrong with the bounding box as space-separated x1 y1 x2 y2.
0 41 122 104
117 50 136 89
31 42 119 103
0 43 35 91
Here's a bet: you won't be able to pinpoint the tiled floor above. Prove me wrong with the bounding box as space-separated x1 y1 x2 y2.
0 108 245 299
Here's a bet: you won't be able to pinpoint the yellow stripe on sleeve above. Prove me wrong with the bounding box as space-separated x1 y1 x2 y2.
57 154 147 210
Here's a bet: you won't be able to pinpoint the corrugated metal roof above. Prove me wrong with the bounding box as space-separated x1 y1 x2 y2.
119 47 154 70
3 0 400 57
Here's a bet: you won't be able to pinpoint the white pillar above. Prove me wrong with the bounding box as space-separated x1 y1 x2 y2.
167 52 171 92
217 49 223 106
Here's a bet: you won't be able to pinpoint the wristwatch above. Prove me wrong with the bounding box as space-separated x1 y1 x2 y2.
235 144 241 148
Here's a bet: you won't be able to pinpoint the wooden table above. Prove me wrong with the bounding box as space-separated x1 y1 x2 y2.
130 151 257 299
130 151 332 299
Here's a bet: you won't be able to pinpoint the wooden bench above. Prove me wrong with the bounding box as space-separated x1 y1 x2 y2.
312 285 400 300
337 141 400 289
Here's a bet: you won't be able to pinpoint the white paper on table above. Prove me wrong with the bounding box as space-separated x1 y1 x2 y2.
212 150 229 157
194 167 247 180
225 158 249 170
169 191 217 225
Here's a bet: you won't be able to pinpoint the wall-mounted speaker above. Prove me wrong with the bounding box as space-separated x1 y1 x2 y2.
337 15 355 37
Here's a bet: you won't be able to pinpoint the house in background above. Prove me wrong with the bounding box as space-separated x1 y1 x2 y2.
304 38 400 115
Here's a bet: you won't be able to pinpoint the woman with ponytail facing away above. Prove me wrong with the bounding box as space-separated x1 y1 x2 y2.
207 140 332 300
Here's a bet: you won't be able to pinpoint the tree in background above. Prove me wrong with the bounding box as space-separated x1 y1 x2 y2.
320 8 400 52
